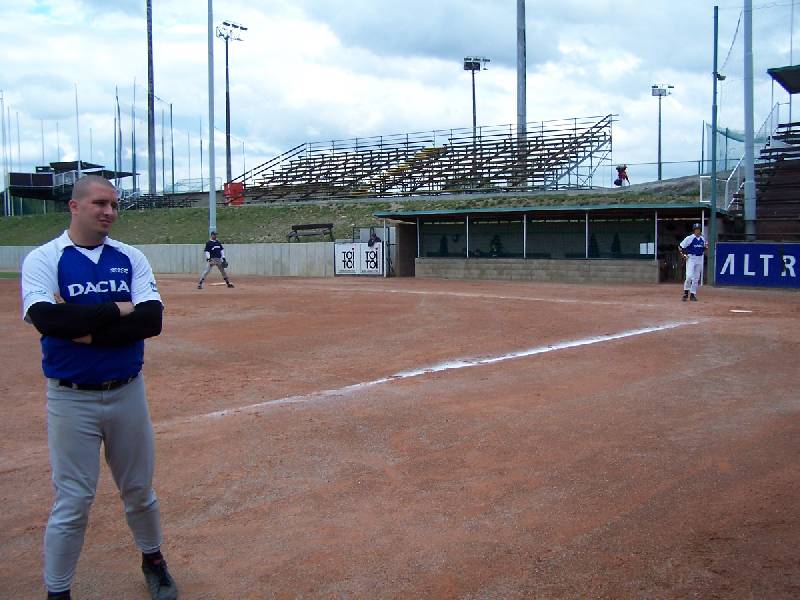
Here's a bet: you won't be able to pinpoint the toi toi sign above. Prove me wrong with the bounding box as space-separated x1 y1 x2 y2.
715 242 799 288
334 242 384 276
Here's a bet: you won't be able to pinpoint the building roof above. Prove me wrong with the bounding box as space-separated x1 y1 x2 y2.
374 202 722 222
48 160 106 173
767 65 800 95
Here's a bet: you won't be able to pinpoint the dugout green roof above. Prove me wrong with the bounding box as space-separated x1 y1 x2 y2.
374 202 724 223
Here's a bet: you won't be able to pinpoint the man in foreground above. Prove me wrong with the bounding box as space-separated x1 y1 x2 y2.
20 176 177 599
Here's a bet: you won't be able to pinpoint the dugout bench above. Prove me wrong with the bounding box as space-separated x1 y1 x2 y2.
287 223 335 242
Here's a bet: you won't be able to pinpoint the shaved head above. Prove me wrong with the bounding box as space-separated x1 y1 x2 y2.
68 176 119 245
71 175 116 201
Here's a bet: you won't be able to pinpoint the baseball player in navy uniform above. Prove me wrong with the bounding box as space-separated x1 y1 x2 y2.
679 223 709 301
20 176 177 599
197 232 234 289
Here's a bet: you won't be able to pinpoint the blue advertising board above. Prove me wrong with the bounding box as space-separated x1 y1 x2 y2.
715 242 800 288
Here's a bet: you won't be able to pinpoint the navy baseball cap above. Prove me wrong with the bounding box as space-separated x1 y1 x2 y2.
692 223 702 230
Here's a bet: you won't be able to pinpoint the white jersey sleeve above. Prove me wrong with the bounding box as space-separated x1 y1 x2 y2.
679 234 694 250
20 245 58 320
128 246 162 305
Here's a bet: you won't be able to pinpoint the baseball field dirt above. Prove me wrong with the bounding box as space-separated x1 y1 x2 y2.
1 276 798 599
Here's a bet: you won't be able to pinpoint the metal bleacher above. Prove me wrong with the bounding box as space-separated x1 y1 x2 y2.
727 121 800 237
235 114 614 203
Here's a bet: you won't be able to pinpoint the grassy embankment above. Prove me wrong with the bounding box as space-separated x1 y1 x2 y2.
0 187 698 247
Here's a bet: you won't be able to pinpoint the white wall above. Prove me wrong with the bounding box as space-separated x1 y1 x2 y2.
0 243 335 277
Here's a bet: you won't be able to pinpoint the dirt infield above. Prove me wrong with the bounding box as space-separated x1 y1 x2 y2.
1 275 799 599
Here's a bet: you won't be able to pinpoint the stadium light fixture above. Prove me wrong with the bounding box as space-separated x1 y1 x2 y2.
652 84 674 181
464 56 490 182
464 57 490 133
216 20 247 184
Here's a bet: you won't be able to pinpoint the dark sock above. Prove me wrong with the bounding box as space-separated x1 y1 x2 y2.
143 549 164 566
47 591 71 599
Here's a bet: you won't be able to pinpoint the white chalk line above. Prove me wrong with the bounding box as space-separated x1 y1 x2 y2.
161 320 698 429
269 284 660 307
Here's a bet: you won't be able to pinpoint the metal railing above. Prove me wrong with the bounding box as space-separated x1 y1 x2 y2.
722 102 784 210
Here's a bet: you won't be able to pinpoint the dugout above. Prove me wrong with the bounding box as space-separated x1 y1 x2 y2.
375 203 728 283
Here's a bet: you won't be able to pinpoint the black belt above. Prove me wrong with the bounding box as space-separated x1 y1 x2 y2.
58 374 138 391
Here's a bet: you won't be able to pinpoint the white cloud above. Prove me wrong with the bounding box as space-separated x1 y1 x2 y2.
1 0 798 192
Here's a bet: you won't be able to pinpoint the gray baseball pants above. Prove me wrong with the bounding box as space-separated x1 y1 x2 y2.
199 258 229 283
44 375 162 592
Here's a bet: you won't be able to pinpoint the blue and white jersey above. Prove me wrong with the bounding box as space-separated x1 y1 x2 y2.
680 234 706 257
21 231 162 383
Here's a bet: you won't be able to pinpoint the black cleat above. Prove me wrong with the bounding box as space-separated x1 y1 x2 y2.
197 283 203 289
689 294 698 301
226 282 235 288
682 292 688 302
46 592 71 600
142 556 178 600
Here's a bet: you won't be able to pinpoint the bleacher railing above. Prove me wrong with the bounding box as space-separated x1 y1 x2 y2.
238 115 615 202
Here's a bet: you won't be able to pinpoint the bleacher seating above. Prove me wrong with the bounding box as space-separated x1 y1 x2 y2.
751 122 800 233
120 194 194 210
234 115 614 203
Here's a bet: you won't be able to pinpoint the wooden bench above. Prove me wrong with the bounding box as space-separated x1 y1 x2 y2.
287 223 334 242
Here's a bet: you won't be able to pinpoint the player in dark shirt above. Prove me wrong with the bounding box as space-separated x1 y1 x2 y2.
198 232 234 289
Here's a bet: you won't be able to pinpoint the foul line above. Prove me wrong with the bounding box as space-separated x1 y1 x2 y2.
270 283 659 307
164 320 698 428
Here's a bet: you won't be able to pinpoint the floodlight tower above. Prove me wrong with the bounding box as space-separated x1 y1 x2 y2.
464 57 490 143
464 56 490 185
652 83 674 181
216 20 247 184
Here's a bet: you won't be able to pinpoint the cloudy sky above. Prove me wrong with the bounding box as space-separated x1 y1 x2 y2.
0 0 797 192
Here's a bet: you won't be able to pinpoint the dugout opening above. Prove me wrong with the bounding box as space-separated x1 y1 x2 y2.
376 203 731 283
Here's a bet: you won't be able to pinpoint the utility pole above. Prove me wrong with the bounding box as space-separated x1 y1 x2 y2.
1 91 10 216
161 108 165 194
199 119 203 192
132 83 137 193
146 0 157 194
710 5 721 284
743 0 756 240
170 103 175 193
516 0 527 187
207 0 217 232
16 111 21 172
74 84 81 176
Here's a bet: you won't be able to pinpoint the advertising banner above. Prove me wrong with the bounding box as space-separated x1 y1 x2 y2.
715 242 799 288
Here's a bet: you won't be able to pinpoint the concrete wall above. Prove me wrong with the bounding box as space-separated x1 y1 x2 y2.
415 258 659 284
0 243 335 277
0 246 36 271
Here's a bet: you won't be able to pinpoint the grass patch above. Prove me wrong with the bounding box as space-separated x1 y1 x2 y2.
0 189 699 246
0 271 19 279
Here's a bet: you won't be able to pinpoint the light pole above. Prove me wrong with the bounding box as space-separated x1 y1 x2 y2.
464 56 490 185
652 84 674 181
207 0 216 234
216 20 247 184
147 0 156 194
464 57 490 143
